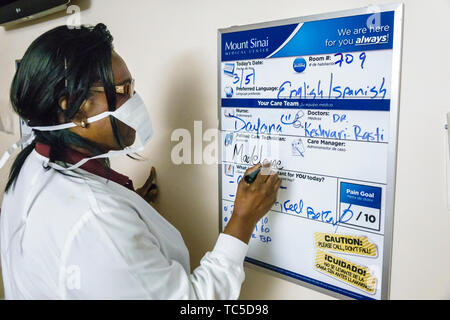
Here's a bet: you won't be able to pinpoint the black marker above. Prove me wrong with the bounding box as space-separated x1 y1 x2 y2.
244 167 261 184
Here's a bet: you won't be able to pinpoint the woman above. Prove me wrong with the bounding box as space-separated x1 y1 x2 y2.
0 23 280 299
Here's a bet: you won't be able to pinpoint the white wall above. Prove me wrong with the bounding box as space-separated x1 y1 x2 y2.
0 0 449 300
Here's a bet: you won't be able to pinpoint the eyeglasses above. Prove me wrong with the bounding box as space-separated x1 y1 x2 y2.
90 78 135 99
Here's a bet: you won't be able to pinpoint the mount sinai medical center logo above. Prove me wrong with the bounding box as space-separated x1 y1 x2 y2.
223 37 270 56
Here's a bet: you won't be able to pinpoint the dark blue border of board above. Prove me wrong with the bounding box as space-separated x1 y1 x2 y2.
221 98 390 111
245 256 374 300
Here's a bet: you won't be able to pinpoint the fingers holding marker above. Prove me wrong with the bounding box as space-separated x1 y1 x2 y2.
242 163 262 185
254 161 271 185
272 178 282 200
243 161 281 186
244 163 261 176
266 171 279 187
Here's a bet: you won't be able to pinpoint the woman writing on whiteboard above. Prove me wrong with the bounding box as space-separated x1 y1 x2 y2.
0 24 281 299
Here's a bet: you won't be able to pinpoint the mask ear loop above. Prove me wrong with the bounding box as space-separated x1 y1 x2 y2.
0 133 35 169
64 57 68 89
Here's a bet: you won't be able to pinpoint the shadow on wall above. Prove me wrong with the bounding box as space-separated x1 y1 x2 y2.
0 97 16 135
152 50 219 271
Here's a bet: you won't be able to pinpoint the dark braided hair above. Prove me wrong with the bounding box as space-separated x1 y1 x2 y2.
6 23 126 192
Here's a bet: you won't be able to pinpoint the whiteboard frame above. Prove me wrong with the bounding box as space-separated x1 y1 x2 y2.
217 3 404 300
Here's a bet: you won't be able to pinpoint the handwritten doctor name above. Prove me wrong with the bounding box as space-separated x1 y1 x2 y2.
228 114 385 143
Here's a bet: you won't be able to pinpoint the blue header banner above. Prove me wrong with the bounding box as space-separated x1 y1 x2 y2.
221 11 394 61
221 98 390 111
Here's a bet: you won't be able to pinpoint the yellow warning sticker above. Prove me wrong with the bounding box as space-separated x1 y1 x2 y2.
314 232 377 257
314 250 377 294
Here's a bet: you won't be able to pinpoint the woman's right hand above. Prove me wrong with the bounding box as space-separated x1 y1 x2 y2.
224 162 281 244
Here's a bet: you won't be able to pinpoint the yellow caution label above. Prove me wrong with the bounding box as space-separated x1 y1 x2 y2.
314 232 377 257
314 250 377 294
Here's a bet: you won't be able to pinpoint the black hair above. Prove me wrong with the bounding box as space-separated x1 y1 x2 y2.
5 23 125 192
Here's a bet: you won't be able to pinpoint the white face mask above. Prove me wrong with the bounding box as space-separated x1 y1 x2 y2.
0 93 153 171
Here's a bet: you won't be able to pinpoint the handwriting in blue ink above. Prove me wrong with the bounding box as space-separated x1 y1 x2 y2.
229 114 282 137
334 52 366 69
277 73 386 100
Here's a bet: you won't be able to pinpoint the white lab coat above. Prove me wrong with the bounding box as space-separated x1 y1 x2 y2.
0 150 248 299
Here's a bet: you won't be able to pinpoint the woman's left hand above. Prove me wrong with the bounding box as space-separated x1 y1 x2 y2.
136 166 158 205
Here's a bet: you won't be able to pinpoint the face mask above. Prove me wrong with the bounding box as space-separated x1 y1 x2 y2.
0 93 153 171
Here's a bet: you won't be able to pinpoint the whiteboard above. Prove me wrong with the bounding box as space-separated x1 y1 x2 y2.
218 3 403 300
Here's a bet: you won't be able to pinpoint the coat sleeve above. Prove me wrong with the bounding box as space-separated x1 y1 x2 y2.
59 208 248 300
